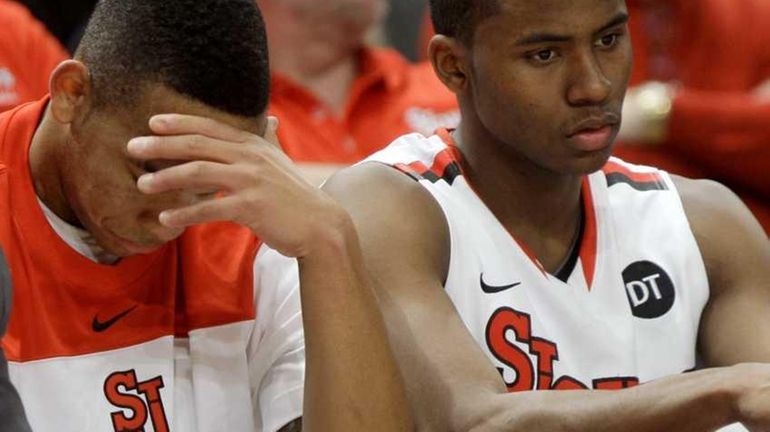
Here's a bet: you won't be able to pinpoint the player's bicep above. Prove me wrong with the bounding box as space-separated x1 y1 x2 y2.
324 164 506 428
676 177 770 365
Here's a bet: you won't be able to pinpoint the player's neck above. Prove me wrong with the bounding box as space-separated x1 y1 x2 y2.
282 55 358 116
454 122 584 273
29 109 82 228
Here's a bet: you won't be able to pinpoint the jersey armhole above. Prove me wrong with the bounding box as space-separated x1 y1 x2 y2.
368 161 455 288
659 171 711 300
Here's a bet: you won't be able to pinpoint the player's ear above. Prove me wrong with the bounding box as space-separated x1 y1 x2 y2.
428 35 470 94
49 60 93 125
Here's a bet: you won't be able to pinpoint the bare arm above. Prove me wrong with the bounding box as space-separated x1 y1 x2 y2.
127 115 412 432
324 164 770 432
675 177 770 366
297 204 412 432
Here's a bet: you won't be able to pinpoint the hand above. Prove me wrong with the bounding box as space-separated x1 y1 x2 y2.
753 79 770 102
618 81 674 145
126 114 349 258
729 364 770 432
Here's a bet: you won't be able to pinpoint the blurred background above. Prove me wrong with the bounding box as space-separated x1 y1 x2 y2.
14 0 428 57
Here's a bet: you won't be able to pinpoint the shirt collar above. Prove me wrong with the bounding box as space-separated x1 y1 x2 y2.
271 46 408 97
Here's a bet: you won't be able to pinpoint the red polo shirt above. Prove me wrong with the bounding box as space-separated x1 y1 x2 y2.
615 0 770 233
269 47 459 164
0 0 68 113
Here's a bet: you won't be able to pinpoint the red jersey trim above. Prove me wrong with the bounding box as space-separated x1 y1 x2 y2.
435 129 598 283
603 160 668 191
579 178 598 290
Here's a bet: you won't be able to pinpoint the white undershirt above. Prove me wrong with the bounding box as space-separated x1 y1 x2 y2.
37 198 119 264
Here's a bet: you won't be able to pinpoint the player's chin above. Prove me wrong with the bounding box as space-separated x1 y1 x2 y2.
104 232 167 258
568 147 615 175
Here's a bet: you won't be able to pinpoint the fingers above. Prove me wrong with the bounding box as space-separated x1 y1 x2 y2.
129 118 280 164
148 114 250 142
136 161 254 195
127 134 250 164
158 195 250 228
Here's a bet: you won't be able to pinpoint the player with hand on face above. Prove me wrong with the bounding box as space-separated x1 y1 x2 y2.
0 0 410 431
323 0 770 430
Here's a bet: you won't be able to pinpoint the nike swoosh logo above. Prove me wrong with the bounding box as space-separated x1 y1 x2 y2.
92 305 137 333
480 273 521 294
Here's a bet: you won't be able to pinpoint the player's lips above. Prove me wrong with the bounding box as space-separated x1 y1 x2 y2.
566 115 620 152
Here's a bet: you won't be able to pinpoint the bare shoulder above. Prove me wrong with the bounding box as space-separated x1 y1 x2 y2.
323 162 450 288
323 161 443 213
672 175 770 296
673 176 756 227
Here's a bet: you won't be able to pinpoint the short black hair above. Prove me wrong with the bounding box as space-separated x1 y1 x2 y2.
76 0 270 117
429 0 500 44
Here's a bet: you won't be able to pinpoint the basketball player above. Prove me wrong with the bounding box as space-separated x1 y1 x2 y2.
0 249 30 432
323 0 770 430
0 0 409 431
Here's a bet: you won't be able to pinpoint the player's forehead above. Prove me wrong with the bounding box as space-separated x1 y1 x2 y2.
103 84 264 137
479 0 628 42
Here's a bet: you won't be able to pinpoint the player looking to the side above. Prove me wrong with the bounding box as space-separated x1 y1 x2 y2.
0 0 410 431
323 0 770 430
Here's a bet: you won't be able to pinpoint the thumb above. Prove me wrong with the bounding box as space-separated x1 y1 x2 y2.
264 116 280 148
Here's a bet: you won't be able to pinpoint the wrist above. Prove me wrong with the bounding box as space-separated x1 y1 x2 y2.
714 364 757 426
298 203 357 261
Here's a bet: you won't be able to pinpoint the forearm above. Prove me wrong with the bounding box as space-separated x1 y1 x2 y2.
298 214 412 432
462 368 737 432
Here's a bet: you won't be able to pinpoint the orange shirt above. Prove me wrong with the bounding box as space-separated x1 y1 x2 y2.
0 99 260 362
0 1 68 113
269 47 459 164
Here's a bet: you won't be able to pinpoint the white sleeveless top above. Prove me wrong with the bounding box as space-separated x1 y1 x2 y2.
366 131 710 391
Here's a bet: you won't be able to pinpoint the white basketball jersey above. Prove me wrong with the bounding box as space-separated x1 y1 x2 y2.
366 131 709 391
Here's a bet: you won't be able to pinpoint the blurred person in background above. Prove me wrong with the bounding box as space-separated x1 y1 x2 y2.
615 0 770 234
257 0 459 181
0 0 68 113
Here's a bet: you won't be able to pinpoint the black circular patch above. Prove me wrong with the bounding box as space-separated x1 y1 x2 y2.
622 261 675 319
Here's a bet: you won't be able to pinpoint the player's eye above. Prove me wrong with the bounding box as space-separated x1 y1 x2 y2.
529 49 559 64
596 33 622 49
